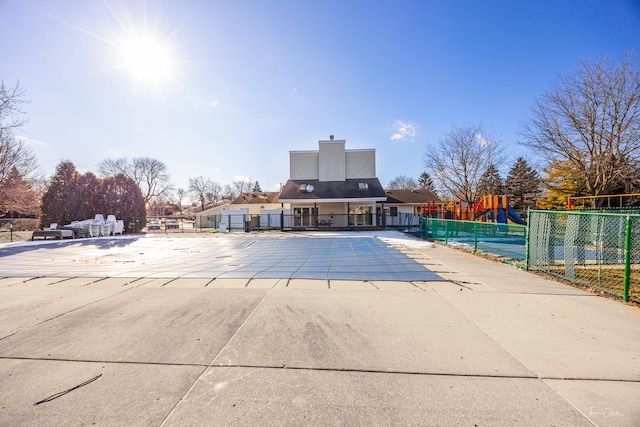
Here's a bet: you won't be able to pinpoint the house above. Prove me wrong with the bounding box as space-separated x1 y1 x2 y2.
194 201 231 228
278 137 387 229
229 192 287 215
383 189 441 226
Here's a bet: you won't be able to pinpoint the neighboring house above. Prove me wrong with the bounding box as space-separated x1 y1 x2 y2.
194 202 231 228
383 189 441 226
230 192 288 215
278 137 387 228
229 191 289 230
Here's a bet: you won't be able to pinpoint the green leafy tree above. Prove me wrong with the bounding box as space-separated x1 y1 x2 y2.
505 157 541 210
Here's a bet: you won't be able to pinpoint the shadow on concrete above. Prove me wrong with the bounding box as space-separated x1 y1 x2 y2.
0 235 142 258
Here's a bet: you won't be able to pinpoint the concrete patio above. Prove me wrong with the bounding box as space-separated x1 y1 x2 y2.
0 231 638 426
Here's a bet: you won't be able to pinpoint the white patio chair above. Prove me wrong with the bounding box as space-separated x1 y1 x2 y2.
104 215 117 236
90 214 106 237
113 220 125 235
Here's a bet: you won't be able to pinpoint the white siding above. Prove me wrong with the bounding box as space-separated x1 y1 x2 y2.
290 151 319 180
319 141 345 181
345 150 376 179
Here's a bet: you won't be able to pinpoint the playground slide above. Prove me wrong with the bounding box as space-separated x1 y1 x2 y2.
506 205 527 225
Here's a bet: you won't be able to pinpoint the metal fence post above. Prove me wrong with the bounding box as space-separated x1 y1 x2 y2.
524 207 531 271
623 214 631 302
473 221 478 252
444 220 449 245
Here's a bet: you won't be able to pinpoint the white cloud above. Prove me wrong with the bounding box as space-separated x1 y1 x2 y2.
390 120 417 142
475 133 493 148
233 175 252 183
15 135 46 146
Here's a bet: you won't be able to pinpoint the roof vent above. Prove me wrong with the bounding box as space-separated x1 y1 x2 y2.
329 135 334 140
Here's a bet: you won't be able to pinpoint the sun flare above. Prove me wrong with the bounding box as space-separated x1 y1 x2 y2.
117 34 176 88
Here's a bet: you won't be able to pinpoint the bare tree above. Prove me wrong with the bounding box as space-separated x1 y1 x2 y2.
519 54 640 203
387 175 419 190
205 182 222 206
231 178 253 199
423 123 504 205
98 157 171 206
223 184 233 200
0 80 41 208
0 80 28 133
189 176 212 212
174 188 186 215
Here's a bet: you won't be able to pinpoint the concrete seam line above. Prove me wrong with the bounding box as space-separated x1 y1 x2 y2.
205 364 640 383
158 287 275 427
0 356 208 368
33 285 138 326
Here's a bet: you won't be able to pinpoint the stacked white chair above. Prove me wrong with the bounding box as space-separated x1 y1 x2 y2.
113 220 125 235
90 214 106 237
104 215 117 236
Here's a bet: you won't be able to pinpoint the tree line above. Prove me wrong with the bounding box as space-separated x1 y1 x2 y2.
418 54 640 209
388 156 540 211
2 53 639 223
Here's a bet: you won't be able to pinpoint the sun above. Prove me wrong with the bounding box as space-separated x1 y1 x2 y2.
117 34 176 89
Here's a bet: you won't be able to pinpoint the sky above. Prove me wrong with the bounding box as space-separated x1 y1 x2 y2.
2 0 640 196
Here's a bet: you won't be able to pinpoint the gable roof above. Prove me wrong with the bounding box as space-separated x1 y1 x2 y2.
278 178 386 202
384 189 440 204
231 192 281 205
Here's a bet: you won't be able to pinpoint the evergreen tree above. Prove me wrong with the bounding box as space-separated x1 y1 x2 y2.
252 181 262 192
40 161 81 225
477 163 504 196
418 171 437 195
505 157 541 210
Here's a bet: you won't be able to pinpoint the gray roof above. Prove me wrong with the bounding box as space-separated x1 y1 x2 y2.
279 178 386 201
384 189 440 204
230 192 280 205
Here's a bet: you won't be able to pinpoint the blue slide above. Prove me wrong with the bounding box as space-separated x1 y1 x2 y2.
506 205 527 225
495 195 527 225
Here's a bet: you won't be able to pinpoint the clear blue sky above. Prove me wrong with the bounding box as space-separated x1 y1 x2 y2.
2 0 639 195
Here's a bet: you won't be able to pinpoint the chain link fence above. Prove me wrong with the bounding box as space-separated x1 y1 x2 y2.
408 216 527 263
527 210 639 303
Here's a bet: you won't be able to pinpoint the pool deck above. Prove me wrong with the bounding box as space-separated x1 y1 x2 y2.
0 231 638 426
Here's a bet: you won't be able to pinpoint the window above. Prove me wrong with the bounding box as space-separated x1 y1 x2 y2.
358 182 369 190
